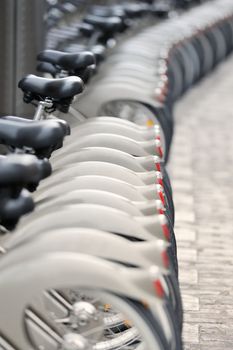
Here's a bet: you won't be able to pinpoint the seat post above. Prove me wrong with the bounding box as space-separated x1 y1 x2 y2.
88 30 102 48
33 99 53 121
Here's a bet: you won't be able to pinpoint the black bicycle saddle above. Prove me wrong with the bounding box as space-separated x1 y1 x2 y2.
37 62 59 77
88 5 127 20
87 6 130 33
37 50 96 73
151 3 170 18
83 15 122 33
0 189 34 231
18 74 84 100
0 119 65 157
91 45 106 63
123 4 148 18
0 154 49 188
77 22 95 38
2 115 70 137
56 3 77 14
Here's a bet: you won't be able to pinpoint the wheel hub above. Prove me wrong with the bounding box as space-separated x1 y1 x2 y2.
61 333 92 350
69 301 104 341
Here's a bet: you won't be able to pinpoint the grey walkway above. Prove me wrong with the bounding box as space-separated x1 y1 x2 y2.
169 56 233 349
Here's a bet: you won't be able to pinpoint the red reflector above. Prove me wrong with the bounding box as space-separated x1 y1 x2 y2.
156 94 166 104
157 177 163 187
158 191 165 205
157 146 163 158
162 224 170 241
153 279 165 298
155 137 164 158
158 208 165 215
162 251 170 268
155 162 161 172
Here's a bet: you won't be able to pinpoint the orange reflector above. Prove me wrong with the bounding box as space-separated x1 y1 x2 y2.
104 304 111 311
146 119 155 127
124 320 132 327
141 300 149 309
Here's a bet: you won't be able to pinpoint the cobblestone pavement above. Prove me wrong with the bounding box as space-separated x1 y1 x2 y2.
168 56 233 349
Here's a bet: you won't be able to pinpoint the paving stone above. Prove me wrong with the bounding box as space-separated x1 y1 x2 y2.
200 345 233 350
184 345 200 350
179 269 198 285
172 180 193 192
177 248 197 262
184 310 233 324
169 56 233 347
182 323 199 344
175 227 196 242
200 324 233 342
175 211 196 224
182 295 200 311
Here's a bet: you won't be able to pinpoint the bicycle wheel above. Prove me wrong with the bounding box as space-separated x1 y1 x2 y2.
25 288 170 350
98 100 168 159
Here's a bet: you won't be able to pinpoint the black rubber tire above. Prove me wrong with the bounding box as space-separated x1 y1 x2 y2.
165 269 183 331
165 213 179 278
125 297 183 350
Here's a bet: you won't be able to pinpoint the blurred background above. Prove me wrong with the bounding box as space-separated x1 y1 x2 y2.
0 0 206 117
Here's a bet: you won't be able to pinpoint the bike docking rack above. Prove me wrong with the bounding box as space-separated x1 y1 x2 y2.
0 1 233 349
